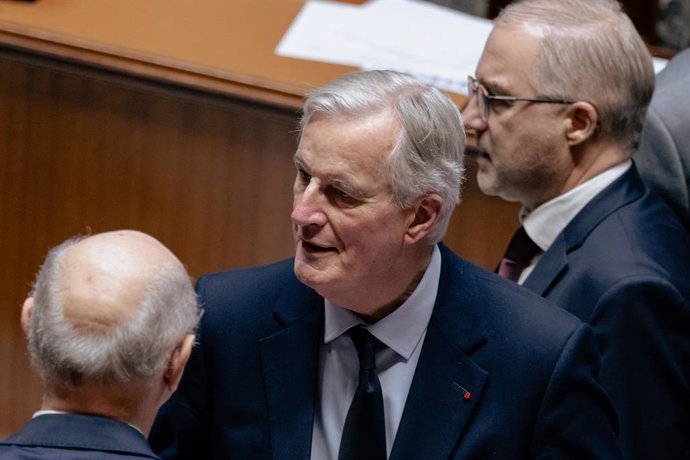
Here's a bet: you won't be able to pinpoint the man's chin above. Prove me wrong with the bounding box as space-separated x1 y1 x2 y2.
294 259 326 288
476 172 499 197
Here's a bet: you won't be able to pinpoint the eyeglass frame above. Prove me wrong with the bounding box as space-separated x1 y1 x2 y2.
467 76 576 123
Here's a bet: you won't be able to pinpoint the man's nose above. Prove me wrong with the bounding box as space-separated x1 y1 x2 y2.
462 95 487 133
291 184 327 227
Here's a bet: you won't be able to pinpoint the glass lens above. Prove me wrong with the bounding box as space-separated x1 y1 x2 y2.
478 84 488 122
468 76 488 123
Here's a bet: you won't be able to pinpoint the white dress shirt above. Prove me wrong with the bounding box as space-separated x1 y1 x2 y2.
518 161 632 284
310 245 442 460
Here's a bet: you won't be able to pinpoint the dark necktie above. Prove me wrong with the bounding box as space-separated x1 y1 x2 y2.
338 327 387 460
497 226 541 282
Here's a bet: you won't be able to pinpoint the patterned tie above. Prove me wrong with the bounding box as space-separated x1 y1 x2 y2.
497 226 541 282
338 327 387 460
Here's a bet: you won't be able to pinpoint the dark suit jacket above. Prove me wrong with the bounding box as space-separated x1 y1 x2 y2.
522 165 690 460
150 244 621 459
635 47 690 227
0 413 159 459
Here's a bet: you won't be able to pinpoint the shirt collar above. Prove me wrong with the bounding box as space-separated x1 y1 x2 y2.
323 245 441 360
33 410 145 436
521 161 631 251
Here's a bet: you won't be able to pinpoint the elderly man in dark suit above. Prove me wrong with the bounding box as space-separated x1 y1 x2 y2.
635 47 690 228
150 69 622 459
464 1 690 459
0 230 201 459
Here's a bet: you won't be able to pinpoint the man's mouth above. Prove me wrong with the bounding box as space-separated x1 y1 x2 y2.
464 144 481 158
477 150 490 161
465 144 490 159
301 240 337 254
465 147 491 164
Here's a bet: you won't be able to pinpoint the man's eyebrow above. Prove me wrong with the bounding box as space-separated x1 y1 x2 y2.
293 154 306 169
292 153 366 198
330 176 357 193
480 78 512 96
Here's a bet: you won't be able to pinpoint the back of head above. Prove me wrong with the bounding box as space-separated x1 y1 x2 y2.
300 70 466 243
496 0 655 152
27 230 201 388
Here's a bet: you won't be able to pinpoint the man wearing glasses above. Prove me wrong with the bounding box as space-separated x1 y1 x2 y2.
463 0 690 459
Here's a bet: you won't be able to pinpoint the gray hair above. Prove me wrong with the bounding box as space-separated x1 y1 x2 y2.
300 70 466 244
496 0 655 151
28 236 201 386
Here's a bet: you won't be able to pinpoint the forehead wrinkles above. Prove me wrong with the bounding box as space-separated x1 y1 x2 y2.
297 114 398 192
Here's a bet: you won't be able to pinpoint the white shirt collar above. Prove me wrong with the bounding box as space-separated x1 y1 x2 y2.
521 161 631 251
33 409 68 418
323 245 441 360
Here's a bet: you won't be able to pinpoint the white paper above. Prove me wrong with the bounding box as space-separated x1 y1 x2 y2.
275 1 366 66
275 0 493 95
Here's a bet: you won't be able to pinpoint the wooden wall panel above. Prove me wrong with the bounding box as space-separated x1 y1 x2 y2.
0 48 518 437
0 49 300 436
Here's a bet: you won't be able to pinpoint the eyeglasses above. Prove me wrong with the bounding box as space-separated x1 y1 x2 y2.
467 76 575 123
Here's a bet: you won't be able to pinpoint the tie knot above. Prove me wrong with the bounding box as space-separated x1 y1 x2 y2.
497 226 542 283
503 227 541 263
349 327 378 372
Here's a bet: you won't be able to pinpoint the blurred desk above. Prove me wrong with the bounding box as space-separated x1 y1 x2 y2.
0 0 359 109
0 0 513 438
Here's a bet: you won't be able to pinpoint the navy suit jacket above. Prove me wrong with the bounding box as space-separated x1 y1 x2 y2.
0 413 159 459
522 165 690 460
151 245 621 459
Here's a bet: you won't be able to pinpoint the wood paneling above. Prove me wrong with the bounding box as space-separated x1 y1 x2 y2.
0 50 300 435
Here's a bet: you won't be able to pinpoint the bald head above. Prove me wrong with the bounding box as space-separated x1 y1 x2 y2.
58 231 183 335
24 230 201 385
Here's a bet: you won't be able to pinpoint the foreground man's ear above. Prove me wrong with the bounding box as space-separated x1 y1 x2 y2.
164 333 195 392
405 193 443 244
21 297 34 337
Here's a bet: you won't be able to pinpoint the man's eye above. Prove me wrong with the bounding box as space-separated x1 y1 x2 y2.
336 189 351 200
491 99 512 109
331 188 359 206
297 169 311 183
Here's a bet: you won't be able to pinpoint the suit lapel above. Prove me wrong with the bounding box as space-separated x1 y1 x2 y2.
390 329 488 460
522 235 568 296
260 282 323 460
390 245 489 460
523 165 646 296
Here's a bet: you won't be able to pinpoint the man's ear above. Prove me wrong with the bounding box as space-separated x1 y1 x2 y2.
564 101 598 146
164 334 195 392
405 193 443 244
21 298 34 337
